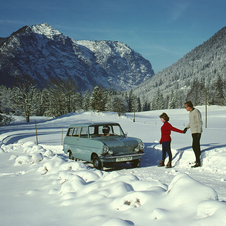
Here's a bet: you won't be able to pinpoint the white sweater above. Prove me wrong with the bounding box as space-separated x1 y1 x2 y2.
186 108 203 133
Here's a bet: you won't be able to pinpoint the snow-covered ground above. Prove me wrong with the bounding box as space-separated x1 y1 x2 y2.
0 106 226 226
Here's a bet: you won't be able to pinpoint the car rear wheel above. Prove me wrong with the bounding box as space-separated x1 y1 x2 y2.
68 151 77 161
93 155 103 170
131 159 141 168
68 151 73 159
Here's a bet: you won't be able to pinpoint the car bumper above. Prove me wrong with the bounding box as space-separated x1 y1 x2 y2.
100 152 145 163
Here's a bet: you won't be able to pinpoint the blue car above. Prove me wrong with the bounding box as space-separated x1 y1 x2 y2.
63 122 145 170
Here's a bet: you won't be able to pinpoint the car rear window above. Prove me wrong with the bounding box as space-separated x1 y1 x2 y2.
72 127 81 137
67 128 74 136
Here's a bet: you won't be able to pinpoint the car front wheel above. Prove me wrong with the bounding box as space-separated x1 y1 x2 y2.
131 159 141 168
93 156 103 170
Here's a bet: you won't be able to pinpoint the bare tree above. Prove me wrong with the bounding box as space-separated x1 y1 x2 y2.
13 75 39 122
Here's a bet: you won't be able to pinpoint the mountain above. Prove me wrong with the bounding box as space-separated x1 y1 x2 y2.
133 26 226 102
0 23 154 91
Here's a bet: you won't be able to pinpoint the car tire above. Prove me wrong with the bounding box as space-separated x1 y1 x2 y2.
93 155 103 170
68 151 74 160
131 159 141 168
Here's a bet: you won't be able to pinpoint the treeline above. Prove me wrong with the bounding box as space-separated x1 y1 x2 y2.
0 76 143 125
186 75 226 106
149 75 226 110
1 75 226 125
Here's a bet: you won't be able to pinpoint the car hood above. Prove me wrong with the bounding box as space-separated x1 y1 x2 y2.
100 136 138 148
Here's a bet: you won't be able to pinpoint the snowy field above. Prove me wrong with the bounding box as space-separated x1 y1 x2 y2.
0 106 226 226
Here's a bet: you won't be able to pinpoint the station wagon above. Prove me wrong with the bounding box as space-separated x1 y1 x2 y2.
63 122 145 170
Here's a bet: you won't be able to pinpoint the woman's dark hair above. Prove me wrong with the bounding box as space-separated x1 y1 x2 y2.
184 101 193 108
159 112 169 122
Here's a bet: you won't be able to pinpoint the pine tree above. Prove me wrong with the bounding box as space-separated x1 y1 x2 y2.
105 95 128 116
137 97 141 112
155 88 164 110
131 95 139 113
90 86 102 111
12 84 40 122
61 78 77 113
186 80 206 106
128 89 134 112
0 86 14 113
0 86 15 125
99 87 108 111
215 75 224 105
168 90 179 109
43 78 67 117
143 101 150 111
168 90 175 109
83 90 91 111
140 95 150 111
73 92 83 111
33 89 43 116
108 87 115 97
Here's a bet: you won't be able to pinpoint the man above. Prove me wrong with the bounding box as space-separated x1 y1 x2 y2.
184 101 203 167
101 126 111 137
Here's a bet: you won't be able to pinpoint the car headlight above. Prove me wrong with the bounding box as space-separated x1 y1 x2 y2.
102 144 109 154
135 142 145 152
139 142 145 150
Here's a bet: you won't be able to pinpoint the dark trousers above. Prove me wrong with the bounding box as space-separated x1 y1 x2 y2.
162 141 172 162
192 133 201 163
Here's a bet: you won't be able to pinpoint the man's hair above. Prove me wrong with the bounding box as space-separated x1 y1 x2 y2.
159 112 169 122
185 101 193 108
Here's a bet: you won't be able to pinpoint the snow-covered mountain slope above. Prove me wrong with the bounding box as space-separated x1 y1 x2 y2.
133 26 226 102
0 23 154 91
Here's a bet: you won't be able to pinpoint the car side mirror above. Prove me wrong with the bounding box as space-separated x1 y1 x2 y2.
124 132 128 138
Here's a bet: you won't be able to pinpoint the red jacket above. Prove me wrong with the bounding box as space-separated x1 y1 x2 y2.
160 121 183 143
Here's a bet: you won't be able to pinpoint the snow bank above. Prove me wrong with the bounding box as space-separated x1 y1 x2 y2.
1 108 226 225
1 141 226 226
202 148 226 173
0 147 5 153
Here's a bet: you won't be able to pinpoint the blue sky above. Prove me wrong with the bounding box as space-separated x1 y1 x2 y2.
1 0 226 73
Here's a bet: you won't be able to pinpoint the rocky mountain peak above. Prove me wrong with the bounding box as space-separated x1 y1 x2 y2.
30 23 64 39
0 23 154 91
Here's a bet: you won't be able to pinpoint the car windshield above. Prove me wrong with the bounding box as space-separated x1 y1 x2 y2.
89 124 124 138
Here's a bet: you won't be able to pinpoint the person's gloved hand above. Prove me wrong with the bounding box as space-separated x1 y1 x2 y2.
183 128 187 134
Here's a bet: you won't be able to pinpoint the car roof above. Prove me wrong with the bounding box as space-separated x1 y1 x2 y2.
68 122 120 128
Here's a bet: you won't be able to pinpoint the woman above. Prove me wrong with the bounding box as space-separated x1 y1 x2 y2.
158 113 184 168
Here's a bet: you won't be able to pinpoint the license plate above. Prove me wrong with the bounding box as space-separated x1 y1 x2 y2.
116 156 132 162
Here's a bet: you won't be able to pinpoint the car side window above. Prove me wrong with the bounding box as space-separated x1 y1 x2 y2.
72 127 80 137
98 126 103 135
89 126 95 136
67 127 74 136
80 127 88 138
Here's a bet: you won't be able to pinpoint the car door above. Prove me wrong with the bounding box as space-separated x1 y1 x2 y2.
68 127 92 162
64 127 75 153
77 126 91 161
70 127 81 159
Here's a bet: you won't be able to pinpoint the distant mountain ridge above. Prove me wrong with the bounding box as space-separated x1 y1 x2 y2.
133 26 226 102
0 23 154 91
